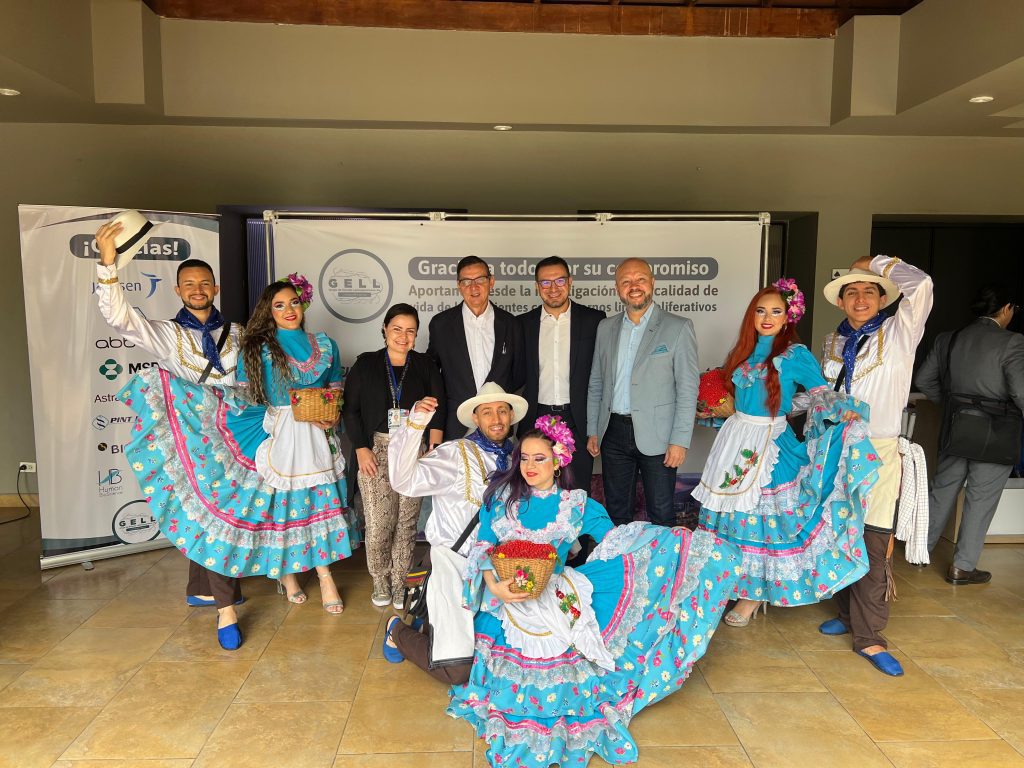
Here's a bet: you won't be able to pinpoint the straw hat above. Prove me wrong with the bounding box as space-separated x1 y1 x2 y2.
823 268 900 305
108 210 164 270
456 382 528 429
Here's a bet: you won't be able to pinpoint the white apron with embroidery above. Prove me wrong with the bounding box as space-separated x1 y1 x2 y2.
692 412 787 514
255 406 346 491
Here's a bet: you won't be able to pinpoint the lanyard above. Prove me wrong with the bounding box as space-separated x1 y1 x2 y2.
385 353 410 409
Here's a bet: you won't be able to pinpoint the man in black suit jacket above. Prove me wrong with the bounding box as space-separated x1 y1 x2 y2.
518 256 606 491
427 255 524 440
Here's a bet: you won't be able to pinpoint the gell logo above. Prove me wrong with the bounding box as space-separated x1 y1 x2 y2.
128 361 157 375
111 499 160 544
319 249 393 324
95 337 135 349
98 359 123 380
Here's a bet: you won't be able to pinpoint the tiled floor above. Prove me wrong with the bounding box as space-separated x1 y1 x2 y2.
2 505 1024 768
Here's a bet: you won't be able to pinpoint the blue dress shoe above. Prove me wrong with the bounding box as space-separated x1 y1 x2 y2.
383 616 405 664
187 595 246 607
217 620 243 651
818 618 849 636
855 649 903 676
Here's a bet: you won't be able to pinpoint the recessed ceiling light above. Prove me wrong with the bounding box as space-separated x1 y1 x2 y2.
969 95 994 103
0 88 21 97
493 125 513 131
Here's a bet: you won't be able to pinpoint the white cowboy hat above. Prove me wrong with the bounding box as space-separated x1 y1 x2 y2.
456 381 528 429
109 210 164 270
823 268 901 305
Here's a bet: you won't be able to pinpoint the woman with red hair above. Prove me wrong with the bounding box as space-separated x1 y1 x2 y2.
693 280 880 626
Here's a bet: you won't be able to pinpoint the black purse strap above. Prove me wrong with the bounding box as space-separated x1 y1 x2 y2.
833 334 871 392
197 322 232 385
452 510 480 554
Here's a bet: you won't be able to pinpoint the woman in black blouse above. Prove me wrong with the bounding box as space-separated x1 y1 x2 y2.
343 304 445 608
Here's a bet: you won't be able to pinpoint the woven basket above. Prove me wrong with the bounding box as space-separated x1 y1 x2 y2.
491 556 556 599
289 387 341 423
709 393 736 419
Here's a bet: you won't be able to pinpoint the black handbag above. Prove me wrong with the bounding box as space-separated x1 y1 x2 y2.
939 329 1023 465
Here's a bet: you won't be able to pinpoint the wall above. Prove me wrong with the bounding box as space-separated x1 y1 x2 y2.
2 122 1022 489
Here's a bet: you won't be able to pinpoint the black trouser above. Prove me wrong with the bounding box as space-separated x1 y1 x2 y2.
601 414 677 527
186 560 242 609
834 529 891 652
536 404 593 493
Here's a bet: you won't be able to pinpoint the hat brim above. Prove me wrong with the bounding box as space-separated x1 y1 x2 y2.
114 222 165 271
457 392 529 430
823 271 900 305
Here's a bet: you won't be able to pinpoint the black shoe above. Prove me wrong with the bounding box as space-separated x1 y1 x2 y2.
945 566 992 585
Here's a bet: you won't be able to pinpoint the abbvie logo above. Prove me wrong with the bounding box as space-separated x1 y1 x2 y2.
96 337 135 349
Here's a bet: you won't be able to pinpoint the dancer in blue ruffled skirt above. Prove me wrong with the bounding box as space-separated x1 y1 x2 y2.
694 280 880 626
449 417 742 767
120 277 357 615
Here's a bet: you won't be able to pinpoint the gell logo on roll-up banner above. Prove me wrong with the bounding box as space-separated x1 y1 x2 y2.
19 205 219 563
319 248 394 323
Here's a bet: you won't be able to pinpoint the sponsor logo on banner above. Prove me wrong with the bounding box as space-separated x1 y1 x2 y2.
98 359 123 380
93 415 134 430
95 393 120 403
97 468 124 497
128 361 157 374
97 442 128 454
319 249 393 324
111 499 159 544
95 337 135 349
89 272 163 298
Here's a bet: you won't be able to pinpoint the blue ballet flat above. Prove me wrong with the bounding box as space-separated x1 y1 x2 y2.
187 595 246 608
818 618 850 636
855 649 903 677
383 616 405 664
217 620 243 651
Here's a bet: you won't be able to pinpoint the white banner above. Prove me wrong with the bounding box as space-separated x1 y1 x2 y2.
272 219 764 373
272 218 764 474
19 205 220 558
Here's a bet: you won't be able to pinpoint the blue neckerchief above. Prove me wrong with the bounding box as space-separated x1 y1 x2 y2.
171 306 226 374
837 313 885 393
465 429 513 472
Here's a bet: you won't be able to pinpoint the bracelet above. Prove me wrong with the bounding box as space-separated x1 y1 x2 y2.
408 420 428 431
96 276 119 285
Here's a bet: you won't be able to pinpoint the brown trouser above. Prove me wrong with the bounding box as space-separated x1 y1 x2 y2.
834 529 892 652
390 620 472 685
358 432 423 596
186 560 242 609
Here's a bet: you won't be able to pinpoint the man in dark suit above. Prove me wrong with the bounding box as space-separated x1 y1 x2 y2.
916 285 1024 586
518 256 606 491
427 255 524 440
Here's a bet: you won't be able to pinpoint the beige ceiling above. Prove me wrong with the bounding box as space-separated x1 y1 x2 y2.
0 0 1022 135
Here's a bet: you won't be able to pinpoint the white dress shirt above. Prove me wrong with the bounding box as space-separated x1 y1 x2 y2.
95 263 239 384
538 303 571 405
462 301 496 392
388 406 497 556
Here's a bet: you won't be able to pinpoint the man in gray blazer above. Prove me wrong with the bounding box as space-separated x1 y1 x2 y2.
916 285 1024 585
586 258 699 526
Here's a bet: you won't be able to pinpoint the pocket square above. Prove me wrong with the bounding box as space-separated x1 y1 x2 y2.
651 344 670 355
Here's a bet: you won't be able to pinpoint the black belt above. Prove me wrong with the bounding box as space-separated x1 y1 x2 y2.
610 413 632 421
540 403 570 412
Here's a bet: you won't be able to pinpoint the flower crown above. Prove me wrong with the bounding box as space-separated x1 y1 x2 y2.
771 277 805 324
280 272 314 309
534 415 575 466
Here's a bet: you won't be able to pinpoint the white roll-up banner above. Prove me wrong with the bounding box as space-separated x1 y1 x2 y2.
271 218 764 474
19 205 220 560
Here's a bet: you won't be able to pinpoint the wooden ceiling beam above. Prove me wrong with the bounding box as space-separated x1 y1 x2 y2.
143 0 853 37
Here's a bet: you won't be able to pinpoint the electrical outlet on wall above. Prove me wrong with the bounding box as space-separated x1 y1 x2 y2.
19 462 36 473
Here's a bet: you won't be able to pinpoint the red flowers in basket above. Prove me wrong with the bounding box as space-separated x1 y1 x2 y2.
697 368 735 419
491 541 558 560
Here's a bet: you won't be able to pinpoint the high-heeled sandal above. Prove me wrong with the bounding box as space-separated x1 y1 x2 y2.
724 599 767 628
318 573 344 615
277 578 307 604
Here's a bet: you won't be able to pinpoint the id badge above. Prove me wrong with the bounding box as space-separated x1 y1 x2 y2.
388 408 409 434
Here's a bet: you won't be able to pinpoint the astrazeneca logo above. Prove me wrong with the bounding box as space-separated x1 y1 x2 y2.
318 249 393 324
111 499 159 544
98 359 123 380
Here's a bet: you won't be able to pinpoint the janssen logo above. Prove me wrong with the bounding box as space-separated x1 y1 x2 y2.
90 272 162 299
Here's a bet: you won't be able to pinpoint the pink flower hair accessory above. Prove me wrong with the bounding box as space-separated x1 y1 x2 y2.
772 277 805 324
280 272 314 309
534 415 575 466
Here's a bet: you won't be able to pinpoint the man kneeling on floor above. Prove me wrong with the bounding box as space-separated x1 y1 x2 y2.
383 382 527 683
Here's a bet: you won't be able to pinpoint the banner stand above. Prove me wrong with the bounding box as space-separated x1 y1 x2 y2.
41 540 172 571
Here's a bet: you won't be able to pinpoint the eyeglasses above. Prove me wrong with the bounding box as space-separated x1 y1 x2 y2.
538 277 569 289
457 275 490 288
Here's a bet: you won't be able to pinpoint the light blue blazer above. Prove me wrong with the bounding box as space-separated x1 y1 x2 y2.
587 304 699 456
